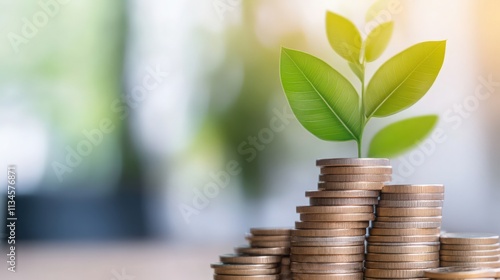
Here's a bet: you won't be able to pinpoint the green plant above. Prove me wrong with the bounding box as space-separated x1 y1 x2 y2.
279 10 446 158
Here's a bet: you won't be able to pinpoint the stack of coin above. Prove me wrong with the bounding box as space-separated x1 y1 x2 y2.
424 266 500 280
291 158 392 279
211 227 292 280
365 184 444 279
439 232 500 269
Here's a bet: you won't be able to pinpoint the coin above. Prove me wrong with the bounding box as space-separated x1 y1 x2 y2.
369 228 441 236
380 193 445 200
310 197 379 206
291 240 365 247
214 275 280 280
364 268 426 278
376 207 442 217
367 234 440 243
291 236 366 243
290 261 364 272
290 254 365 263
291 229 367 237
366 252 439 262
296 205 374 214
245 235 290 242
319 181 384 190
364 260 439 269
250 228 292 236
220 254 282 264
440 260 500 268
424 267 497 279
367 244 440 254
316 158 390 167
235 246 289 256
440 255 500 262
213 267 280 275
440 248 500 256
382 184 444 193
300 213 375 222
440 233 500 245
249 241 290 248
292 272 363 280
440 243 500 251
295 221 370 229
306 190 380 198
320 166 392 175
319 174 391 182
372 221 442 229
494 268 500 277
211 263 278 269
291 245 365 255
378 199 444 208
375 216 442 223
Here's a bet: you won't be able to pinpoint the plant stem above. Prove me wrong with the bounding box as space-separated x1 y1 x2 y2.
358 52 367 158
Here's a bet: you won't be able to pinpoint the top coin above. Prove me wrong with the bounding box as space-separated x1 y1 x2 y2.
423 267 496 279
250 228 292 236
316 158 390 167
382 184 444 193
440 233 500 245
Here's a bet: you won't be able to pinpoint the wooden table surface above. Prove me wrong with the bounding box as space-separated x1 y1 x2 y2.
0 241 227 279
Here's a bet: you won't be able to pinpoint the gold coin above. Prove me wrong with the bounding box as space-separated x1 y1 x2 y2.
291 245 365 255
440 233 500 245
250 228 292 236
367 244 440 254
291 261 364 272
211 263 278 269
290 254 365 263
369 228 441 236
364 268 426 278
291 229 367 237
440 255 500 262
319 181 384 191
295 221 369 229
291 240 365 247
245 235 290 242
440 249 500 256
440 261 500 268
369 242 440 247
306 190 380 198
296 205 374 214
382 184 444 193
375 216 442 222
376 207 442 217
293 272 363 280
310 197 379 206
441 243 500 251
364 260 439 269
366 252 439 262
235 246 289 256
300 213 375 222
367 235 440 243
320 166 392 175
424 267 497 279
316 158 390 167
380 193 444 200
378 199 444 208
214 275 280 280
372 221 442 229
213 267 281 275
220 254 282 264
319 174 391 182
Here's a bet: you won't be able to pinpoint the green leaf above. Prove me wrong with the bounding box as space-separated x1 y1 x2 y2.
365 0 391 22
368 115 438 158
280 47 361 141
365 21 394 62
326 11 362 63
348 62 363 81
364 41 446 118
